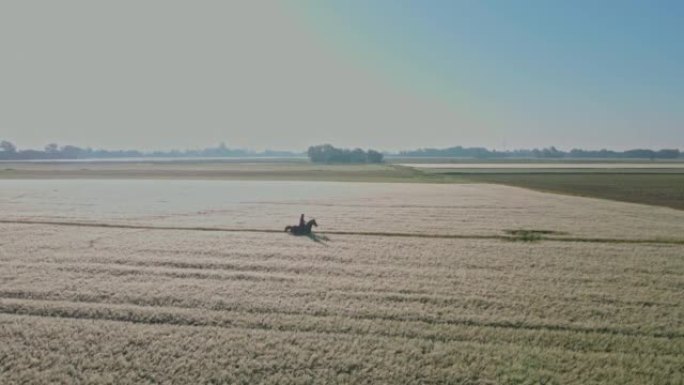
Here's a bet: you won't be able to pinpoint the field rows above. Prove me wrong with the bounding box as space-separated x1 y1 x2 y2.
1 296 682 357
3 313 681 385
1 222 683 384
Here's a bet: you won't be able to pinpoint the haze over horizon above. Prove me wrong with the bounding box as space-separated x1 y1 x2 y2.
1 1 682 152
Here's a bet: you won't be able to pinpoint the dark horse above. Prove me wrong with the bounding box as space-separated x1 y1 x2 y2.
285 219 318 235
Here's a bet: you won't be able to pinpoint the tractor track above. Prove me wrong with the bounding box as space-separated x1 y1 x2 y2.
1 219 683 245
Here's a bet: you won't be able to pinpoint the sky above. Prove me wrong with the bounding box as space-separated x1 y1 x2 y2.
1 1 682 151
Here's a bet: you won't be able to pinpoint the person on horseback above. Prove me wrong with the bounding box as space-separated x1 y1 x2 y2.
285 213 317 235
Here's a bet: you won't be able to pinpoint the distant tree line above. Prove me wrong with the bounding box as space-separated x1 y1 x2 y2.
0 140 299 160
397 146 682 159
307 144 383 163
1 139 681 161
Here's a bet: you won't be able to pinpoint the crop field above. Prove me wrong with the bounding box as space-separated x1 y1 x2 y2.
1 179 683 384
408 162 684 211
4 160 683 210
0 160 423 183
431 172 684 211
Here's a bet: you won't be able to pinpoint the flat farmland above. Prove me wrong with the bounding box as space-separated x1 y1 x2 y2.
1 180 683 384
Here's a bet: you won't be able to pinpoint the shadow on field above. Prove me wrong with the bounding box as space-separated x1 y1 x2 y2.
306 232 331 245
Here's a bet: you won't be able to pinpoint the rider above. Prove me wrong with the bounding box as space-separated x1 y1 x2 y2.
299 213 305 227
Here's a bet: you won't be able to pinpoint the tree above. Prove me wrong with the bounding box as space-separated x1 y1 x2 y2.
45 143 59 153
656 149 680 159
350 148 366 163
539 146 564 158
366 149 383 163
307 144 335 163
307 144 383 164
59 145 83 158
0 140 17 153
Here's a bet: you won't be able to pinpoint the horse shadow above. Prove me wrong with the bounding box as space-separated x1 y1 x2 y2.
306 232 331 245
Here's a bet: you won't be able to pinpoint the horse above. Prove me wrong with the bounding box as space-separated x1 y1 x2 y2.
284 219 318 235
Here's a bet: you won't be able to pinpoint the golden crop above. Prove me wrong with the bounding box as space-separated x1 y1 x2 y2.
0 182 682 384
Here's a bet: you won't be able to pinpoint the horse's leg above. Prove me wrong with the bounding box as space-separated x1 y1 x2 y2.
284 226 291 232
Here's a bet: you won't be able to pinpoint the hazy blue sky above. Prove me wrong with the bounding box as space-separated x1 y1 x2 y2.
1 1 682 151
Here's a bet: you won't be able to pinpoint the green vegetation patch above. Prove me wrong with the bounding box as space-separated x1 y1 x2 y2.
504 229 567 242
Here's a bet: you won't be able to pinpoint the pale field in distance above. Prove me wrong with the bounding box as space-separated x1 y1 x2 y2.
0 180 683 384
401 162 684 169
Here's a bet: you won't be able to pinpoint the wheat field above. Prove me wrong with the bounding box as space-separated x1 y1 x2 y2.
1 181 682 384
